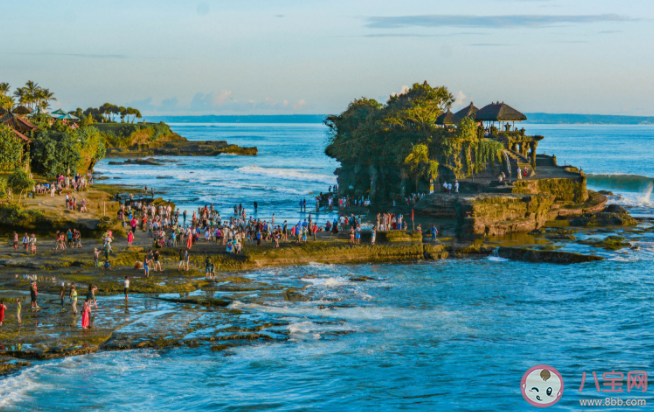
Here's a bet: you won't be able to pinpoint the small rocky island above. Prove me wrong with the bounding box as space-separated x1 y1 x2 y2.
325 82 639 262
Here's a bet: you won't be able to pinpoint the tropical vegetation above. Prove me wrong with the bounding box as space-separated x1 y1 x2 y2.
325 81 505 182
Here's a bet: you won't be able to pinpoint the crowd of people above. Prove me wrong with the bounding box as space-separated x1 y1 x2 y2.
1 183 446 331
32 172 93 198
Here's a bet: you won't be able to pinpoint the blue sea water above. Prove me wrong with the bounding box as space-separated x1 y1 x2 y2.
2 124 654 411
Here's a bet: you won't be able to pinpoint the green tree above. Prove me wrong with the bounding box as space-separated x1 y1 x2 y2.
0 125 23 170
404 144 439 193
0 82 10 96
7 168 34 203
30 130 82 178
0 94 13 111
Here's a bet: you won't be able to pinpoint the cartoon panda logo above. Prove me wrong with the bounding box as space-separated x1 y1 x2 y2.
521 365 564 408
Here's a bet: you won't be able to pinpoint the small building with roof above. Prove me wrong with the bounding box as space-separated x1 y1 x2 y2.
453 102 479 123
435 110 456 126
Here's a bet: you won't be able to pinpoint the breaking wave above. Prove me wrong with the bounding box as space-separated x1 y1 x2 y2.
236 166 336 185
587 173 654 193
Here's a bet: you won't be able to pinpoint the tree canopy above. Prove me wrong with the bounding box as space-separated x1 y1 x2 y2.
0 125 24 170
325 81 505 182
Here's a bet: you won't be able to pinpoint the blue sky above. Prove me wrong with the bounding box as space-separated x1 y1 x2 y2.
2 0 652 116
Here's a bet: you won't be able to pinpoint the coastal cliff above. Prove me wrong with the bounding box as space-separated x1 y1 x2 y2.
95 122 257 157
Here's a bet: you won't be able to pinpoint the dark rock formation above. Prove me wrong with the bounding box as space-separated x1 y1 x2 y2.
108 158 166 166
107 140 257 157
498 247 605 264
578 235 631 250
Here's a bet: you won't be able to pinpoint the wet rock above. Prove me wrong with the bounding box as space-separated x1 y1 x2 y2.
108 158 164 166
423 243 449 260
598 190 615 196
350 276 375 282
568 210 637 227
606 204 628 214
578 235 631 251
497 247 604 264
283 288 309 302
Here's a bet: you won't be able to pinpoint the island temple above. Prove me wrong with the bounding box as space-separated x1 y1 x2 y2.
331 101 602 238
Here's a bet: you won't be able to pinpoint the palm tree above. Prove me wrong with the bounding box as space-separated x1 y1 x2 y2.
0 83 10 96
21 81 42 109
13 87 27 107
37 88 56 110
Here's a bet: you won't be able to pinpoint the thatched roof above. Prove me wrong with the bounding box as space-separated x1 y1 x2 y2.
11 128 31 143
0 111 38 132
453 102 479 123
13 106 32 115
435 110 456 125
475 102 527 122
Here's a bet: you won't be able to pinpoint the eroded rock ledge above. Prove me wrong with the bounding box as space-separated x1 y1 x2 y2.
107 140 257 157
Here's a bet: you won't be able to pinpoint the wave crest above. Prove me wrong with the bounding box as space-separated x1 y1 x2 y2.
236 166 336 185
587 173 654 192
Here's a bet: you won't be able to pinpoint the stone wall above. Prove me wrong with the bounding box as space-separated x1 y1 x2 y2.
456 193 555 237
512 176 587 202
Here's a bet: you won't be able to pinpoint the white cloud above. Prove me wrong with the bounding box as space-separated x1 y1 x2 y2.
452 90 471 109
391 85 410 97
128 93 308 114
292 99 308 110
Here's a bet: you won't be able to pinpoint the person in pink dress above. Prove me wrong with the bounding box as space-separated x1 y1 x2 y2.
186 227 193 249
127 231 134 246
81 300 92 329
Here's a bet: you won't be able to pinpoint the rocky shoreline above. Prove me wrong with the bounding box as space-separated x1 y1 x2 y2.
106 139 257 158
0 183 649 377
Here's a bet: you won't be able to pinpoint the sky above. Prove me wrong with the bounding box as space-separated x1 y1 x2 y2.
2 0 653 116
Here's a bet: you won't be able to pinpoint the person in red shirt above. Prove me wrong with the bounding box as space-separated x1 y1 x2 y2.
0 301 6 326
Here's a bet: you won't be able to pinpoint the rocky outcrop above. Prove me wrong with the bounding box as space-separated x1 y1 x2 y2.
107 140 257 157
108 158 169 166
578 235 632 250
512 176 588 202
568 206 638 227
497 247 605 264
457 193 555 237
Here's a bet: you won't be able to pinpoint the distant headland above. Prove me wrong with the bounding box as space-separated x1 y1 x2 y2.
145 113 654 125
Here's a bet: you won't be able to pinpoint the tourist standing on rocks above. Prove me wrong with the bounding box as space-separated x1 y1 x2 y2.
13 232 18 249
153 250 162 272
60 282 66 309
70 284 78 313
0 301 6 326
30 281 39 311
22 233 29 253
81 300 91 329
16 299 21 324
87 285 98 309
124 276 130 301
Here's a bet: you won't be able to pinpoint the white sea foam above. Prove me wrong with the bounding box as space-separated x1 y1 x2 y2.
236 166 336 185
301 276 349 287
487 256 509 262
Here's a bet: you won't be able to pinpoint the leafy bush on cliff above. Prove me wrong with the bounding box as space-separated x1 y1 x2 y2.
95 122 178 148
30 127 106 177
0 124 24 171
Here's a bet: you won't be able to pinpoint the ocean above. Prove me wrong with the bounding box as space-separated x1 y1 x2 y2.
2 123 654 411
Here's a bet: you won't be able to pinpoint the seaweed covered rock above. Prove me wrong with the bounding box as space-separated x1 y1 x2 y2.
568 206 637 227
578 235 631 251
